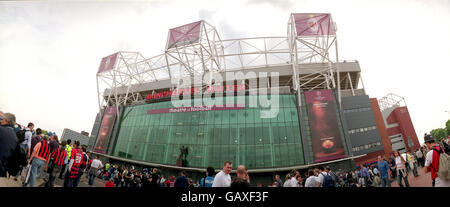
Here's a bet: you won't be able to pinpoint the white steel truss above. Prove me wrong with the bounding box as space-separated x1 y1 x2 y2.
165 21 225 79
379 93 407 112
96 16 356 109
287 13 341 106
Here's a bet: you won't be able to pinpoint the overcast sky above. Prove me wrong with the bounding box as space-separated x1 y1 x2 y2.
1 0 449 144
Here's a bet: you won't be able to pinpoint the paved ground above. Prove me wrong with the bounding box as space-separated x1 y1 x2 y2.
1 166 434 187
390 166 432 187
0 173 107 187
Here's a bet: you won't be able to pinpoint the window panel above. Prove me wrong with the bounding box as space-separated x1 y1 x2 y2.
111 95 304 170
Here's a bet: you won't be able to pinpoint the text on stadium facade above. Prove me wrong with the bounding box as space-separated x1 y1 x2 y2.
146 84 246 100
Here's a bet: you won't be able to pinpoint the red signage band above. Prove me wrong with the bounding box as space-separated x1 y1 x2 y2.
146 84 246 100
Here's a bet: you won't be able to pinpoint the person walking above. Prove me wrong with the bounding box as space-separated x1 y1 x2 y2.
45 140 67 187
359 164 370 187
59 139 72 179
26 137 52 187
415 149 424 168
407 151 418 177
212 161 232 187
199 167 215 187
230 165 250 187
377 155 391 187
393 150 410 187
304 169 319 187
424 135 450 187
174 170 189 188
273 174 283 187
64 141 82 187
88 155 103 186
73 146 88 187
16 122 32 156
283 170 299 187
0 112 18 178
150 168 160 187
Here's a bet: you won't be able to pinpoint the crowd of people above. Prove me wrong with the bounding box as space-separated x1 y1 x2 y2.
1 110 449 187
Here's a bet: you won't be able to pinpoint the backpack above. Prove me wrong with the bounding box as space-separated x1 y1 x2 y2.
431 147 450 180
442 142 450 156
330 171 338 185
6 143 28 176
16 129 28 144
322 172 334 187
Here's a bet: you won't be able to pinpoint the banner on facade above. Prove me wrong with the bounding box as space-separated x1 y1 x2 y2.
305 89 346 163
167 21 202 49
97 53 118 74
293 13 336 37
93 106 117 154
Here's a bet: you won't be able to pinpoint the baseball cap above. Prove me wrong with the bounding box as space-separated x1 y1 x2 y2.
424 134 435 143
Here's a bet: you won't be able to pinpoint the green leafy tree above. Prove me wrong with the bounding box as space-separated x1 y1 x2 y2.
42 130 48 135
430 128 447 141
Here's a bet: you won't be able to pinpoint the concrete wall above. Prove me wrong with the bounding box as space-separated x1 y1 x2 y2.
61 128 90 147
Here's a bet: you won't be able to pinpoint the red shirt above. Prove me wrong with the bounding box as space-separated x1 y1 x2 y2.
105 181 114 187
430 146 443 180
37 140 51 160
51 148 67 166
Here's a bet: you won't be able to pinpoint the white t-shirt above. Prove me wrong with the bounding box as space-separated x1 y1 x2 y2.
283 179 291 187
304 176 318 187
91 159 103 169
317 172 326 185
373 168 379 175
424 148 450 187
289 177 298 187
23 128 33 149
415 150 423 158
212 171 231 187
395 157 404 169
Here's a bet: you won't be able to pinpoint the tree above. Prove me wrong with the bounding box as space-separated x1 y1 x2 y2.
430 128 447 141
446 120 450 136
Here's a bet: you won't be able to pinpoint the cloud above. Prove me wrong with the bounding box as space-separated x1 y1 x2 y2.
247 0 301 10
1 0 449 143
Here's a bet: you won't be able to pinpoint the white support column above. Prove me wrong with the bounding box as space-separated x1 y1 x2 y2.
359 73 366 95
348 72 355 96
335 39 341 106
96 75 101 111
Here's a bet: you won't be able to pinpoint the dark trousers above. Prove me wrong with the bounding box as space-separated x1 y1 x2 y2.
397 169 410 187
63 171 70 187
73 171 83 187
47 165 62 187
64 171 79 187
88 168 98 186
59 164 67 178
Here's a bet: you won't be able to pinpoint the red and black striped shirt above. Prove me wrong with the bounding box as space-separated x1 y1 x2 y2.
51 148 67 166
69 148 83 179
38 140 51 160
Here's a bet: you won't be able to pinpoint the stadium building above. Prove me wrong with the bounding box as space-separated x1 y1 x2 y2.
88 14 417 184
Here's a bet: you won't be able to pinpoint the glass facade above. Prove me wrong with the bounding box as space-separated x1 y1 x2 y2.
111 94 304 170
